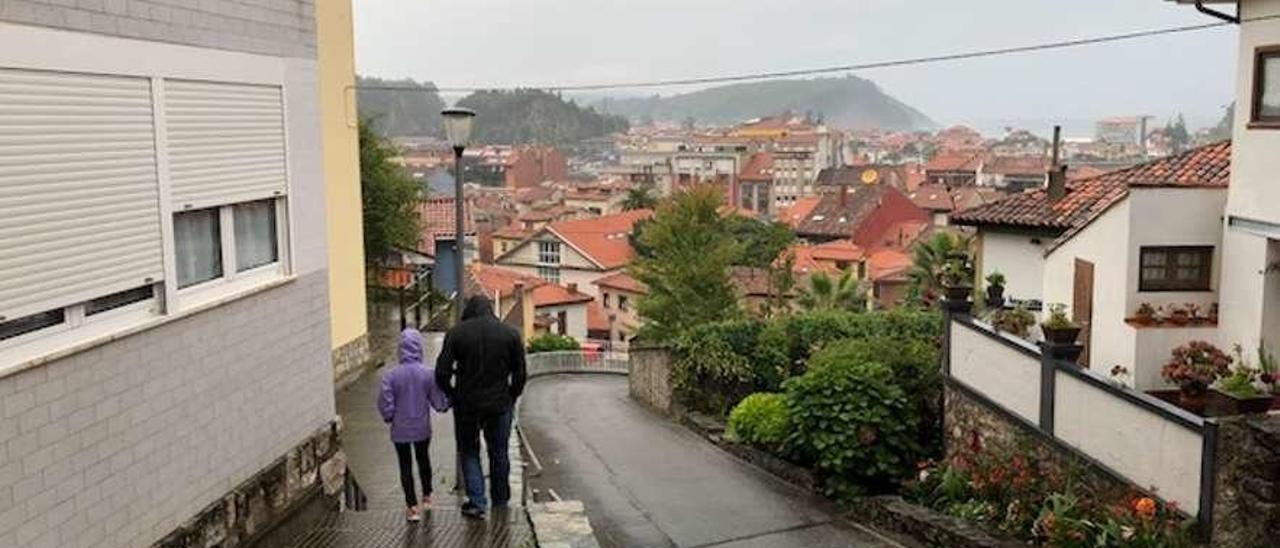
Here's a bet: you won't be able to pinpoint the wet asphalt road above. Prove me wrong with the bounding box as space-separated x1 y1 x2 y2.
518 375 899 548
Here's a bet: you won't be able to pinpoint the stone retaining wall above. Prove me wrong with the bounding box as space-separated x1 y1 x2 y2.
628 344 677 417
153 420 346 548
332 333 373 390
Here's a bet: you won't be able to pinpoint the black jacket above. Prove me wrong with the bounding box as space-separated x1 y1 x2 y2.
435 296 528 418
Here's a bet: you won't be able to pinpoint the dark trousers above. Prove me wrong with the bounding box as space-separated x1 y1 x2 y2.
393 439 432 508
455 409 513 510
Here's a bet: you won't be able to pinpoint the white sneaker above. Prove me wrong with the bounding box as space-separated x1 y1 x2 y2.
406 507 422 522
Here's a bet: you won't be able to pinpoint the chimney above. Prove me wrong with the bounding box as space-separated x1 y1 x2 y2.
567 282 578 294
1047 125 1066 202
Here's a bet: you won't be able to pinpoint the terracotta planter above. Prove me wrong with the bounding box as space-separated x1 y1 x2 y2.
1167 313 1191 326
1213 388 1275 415
1041 326 1081 345
1131 315 1156 326
985 285 1005 308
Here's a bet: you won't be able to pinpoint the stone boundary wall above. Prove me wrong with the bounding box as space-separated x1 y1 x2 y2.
332 333 373 390
1211 415 1280 545
628 344 677 417
153 420 345 548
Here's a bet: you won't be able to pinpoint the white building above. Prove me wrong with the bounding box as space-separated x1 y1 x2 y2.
954 142 1231 389
0 3 340 546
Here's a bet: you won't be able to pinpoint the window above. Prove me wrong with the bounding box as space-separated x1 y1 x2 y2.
234 200 279 272
175 208 224 288
537 266 561 284
538 241 562 265
557 311 568 336
619 295 630 312
0 309 65 342
1251 45 1280 128
86 286 154 316
603 293 611 308
1139 246 1213 292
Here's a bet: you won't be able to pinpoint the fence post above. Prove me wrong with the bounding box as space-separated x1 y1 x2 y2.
398 283 406 331
940 293 971 377
1038 351 1057 434
1197 419 1218 541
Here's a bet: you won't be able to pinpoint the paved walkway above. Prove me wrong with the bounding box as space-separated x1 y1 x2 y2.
259 333 533 548
519 375 900 548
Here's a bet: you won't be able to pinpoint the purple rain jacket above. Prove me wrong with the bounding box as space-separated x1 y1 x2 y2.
378 329 450 443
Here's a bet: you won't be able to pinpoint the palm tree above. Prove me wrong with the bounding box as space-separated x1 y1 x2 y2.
907 232 973 304
622 184 658 211
797 269 865 311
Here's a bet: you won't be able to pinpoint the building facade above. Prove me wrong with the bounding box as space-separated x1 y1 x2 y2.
0 2 340 546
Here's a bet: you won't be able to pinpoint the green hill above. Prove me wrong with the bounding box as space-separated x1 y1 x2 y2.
594 76 936 130
356 77 629 144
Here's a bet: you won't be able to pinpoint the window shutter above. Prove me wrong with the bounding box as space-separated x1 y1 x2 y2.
165 80 287 210
0 68 164 321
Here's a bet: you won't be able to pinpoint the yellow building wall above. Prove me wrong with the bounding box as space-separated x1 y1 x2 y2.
317 0 368 349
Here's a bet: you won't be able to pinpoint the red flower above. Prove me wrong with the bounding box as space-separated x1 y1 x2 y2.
1133 497 1157 520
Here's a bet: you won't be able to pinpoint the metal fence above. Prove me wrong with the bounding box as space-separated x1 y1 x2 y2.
526 350 630 378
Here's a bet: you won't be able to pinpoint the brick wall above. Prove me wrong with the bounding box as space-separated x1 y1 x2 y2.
1 0 316 59
0 272 336 548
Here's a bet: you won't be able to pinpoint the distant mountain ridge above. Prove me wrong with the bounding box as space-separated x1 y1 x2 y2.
594 76 936 131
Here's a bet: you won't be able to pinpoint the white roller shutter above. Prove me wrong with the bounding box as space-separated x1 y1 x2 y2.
165 80 287 210
0 68 164 322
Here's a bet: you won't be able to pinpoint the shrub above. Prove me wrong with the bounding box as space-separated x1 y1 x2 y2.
726 393 790 450
527 333 580 354
673 320 761 415
758 309 942 378
783 340 923 500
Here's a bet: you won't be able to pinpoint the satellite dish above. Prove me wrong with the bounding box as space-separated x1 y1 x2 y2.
861 169 879 185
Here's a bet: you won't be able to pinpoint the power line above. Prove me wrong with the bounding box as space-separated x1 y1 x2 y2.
354 15 1264 94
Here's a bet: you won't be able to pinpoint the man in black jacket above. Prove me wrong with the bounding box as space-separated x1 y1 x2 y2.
435 295 527 518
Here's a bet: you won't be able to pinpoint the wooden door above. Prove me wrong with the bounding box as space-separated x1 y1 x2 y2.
1073 259 1095 367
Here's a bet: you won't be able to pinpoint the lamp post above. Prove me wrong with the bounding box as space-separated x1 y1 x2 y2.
441 107 476 324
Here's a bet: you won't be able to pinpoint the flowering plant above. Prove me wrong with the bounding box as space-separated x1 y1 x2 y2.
1161 341 1231 395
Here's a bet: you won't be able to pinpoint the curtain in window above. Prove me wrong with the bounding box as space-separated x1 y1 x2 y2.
234 200 278 271
174 209 222 288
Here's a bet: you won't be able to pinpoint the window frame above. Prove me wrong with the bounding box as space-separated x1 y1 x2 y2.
175 198 290 308
1138 246 1214 292
1250 45 1280 129
537 240 562 265
536 265 562 284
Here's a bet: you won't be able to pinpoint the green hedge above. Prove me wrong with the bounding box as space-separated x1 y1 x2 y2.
726 393 790 450
527 333 581 354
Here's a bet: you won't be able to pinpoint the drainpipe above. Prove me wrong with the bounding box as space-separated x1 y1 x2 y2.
1195 0 1240 24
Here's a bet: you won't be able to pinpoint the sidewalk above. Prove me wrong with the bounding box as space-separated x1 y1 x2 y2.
261 333 533 547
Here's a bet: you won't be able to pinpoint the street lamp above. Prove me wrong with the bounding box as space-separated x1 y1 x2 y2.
441 107 476 323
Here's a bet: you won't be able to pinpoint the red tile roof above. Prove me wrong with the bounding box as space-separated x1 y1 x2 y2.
587 300 610 332
547 209 653 269
417 197 474 255
926 151 982 173
908 183 954 212
593 271 647 294
983 155 1049 176
952 141 1230 244
739 151 774 182
868 249 913 282
469 264 593 307
775 196 822 229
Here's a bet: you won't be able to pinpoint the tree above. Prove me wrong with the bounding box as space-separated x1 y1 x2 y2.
360 119 421 266
907 232 973 306
1165 114 1190 154
355 76 446 137
1208 103 1234 142
796 269 865 312
622 184 658 211
630 185 742 341
723 215 796 268
455 89 628 145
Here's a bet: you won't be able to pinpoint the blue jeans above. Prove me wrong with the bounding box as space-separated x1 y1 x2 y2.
456 408 513 510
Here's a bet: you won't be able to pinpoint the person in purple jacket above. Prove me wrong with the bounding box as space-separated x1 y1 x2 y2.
378 328 450 522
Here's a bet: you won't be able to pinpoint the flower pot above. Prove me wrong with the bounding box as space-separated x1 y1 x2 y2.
944 285 972 302
1167 313 1190 326
1041 326 1081 345
1178 390 1208 414
985 285 1005 308
1212 388 1275 415
1131 315 1155 326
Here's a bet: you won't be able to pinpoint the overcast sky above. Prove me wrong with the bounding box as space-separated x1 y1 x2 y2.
353 0 1238 135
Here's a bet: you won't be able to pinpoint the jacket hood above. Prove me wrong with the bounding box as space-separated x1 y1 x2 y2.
398 328 424 365
461 295 494 321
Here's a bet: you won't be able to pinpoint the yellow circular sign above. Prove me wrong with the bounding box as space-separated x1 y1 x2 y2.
861 168 879 184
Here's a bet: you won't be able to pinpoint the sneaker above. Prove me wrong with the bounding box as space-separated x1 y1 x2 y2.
406 506 422 523
419 495 433 513
460 502 486 520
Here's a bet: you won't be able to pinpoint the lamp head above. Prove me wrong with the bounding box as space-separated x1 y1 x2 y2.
440 107 477 149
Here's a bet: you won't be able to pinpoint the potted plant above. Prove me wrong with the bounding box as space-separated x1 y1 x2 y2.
1040 303 1081 345
940 257 973 301
992 305 1035 338
1166 304 1191 326
1161 341 1232 413
1208 302 1220 324
1213 348 1274 415
1133 302 1157 326
984 271 1006 308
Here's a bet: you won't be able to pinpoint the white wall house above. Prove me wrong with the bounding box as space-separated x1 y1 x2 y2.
495 210 651 299
955 142 1232 390
0 4 335 547
1216 0 1280 359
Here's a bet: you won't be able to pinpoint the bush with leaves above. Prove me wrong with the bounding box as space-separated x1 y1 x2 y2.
527 333 581 354
672 319 768 415
782 341 923 500
726 393 791 450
